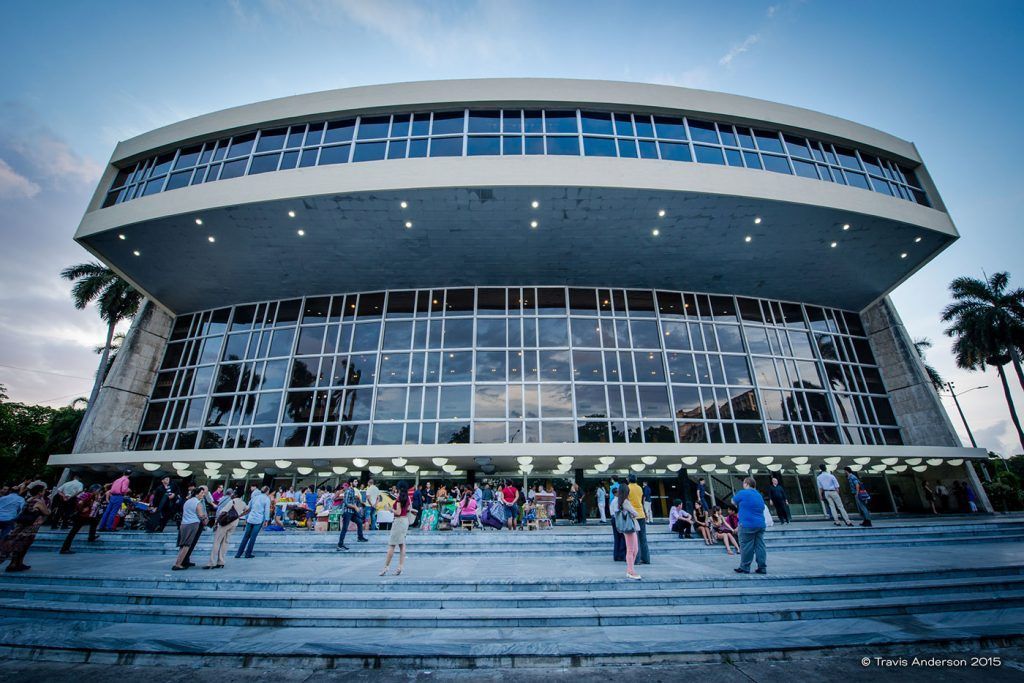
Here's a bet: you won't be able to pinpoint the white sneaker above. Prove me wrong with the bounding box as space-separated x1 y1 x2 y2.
626 573 642 580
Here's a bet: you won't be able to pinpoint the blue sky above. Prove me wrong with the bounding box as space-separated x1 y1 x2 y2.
0 0 1021 455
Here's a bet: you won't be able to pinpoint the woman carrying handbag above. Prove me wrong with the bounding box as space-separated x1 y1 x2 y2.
610 483 642 580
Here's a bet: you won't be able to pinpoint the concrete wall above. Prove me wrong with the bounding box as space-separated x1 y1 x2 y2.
71 301 172 454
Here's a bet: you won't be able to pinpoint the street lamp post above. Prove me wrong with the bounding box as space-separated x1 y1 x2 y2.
943 382 989 481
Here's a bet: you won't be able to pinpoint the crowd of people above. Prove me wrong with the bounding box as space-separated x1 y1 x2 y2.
0 464 980 580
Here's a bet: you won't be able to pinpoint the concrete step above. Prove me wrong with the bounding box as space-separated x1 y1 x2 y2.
5 563 1021 593
4 588 1024 628
3 573 1021 610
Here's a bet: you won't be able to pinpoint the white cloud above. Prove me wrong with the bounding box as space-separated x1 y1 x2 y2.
11 135 102 187
766 4 781 18
0 158 41 198
719 34 761 67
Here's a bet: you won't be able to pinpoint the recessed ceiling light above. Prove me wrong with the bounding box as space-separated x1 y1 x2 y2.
531 200 539 209
118 234 125 240
530 220 538 228
744 235 752 243
652 229 660 236
195 218 203 225
207 236 215 243
842 223 850 230
914 236 922 243
753 217 761 224
287 210 295 218
900 252 908 259
405 221 413 229
400 201 408 209
830 241 838 248
658 209 666 217
297 229 305 236
132 250 140 256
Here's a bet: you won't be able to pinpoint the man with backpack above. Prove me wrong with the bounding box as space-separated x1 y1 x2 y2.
205 488 248 569
843 466 873 527
337 479 368 550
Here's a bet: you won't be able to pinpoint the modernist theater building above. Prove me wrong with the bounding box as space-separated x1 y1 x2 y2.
55 78 990 514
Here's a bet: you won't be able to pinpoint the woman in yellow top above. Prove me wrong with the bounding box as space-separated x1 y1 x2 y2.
626 473 650 565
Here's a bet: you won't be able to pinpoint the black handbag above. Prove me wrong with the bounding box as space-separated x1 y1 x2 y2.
217 506 240 527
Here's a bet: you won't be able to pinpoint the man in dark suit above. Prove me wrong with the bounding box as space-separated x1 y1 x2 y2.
148 476 179 532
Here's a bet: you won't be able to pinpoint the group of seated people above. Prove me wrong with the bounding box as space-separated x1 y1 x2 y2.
667 499 743 555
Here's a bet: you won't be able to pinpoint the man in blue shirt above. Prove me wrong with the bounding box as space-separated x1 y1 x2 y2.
235 485 270 559
697 478 711 511
732 477 767 575
0 487 26 540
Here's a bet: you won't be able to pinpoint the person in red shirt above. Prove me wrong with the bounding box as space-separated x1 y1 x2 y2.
98 470 131 531
500 480 521 531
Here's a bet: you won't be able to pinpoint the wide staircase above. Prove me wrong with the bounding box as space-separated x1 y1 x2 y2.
1 516 1023 668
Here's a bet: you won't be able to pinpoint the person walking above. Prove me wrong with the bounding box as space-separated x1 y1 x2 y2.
610 481 642 580
595 482 607 523
843 466 873 527
732 477 768 575
0 485 26 541
380 481 414 576
235 485 270 559
964 481 979 513
98 469 132 531
697 477 712 510
49 473 83 530
0 481 49 572
59 484 103 554
626 473 651 565
337 479 368 550
642 481 654 522
364 478 381 530
767 475 791 524
817 464 852 527
205 488 247 569
668 499 693 539
172 486 207 570
147 476 178 532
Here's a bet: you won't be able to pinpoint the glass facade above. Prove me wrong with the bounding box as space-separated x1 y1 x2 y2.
136 287 902 452
104 108 928 208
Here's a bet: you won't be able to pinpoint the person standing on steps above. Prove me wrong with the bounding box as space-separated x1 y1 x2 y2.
732 477 768 575
235 485 270 559
626 473 651 565
364 478 381 530
642 481 654 522
380 481 413 576
595 482 607 524
767 475 791 524
0 481 49 572
172 486 207 571
843 466 873 527
205 488 248 569
610 481 642 580
337 479 368 550
817 464 853 527
59 484 103 554
98 469 131 531
49 473 83 530
697 477 712 511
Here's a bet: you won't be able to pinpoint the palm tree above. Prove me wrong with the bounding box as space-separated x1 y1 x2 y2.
942 271 1024 450
913 337 945 391
94 331 126 381
61 262 142 415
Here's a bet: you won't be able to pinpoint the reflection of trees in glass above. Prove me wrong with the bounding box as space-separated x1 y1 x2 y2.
200 430 223 449
643 424 674 443
577 422 609 443
448 425 470 444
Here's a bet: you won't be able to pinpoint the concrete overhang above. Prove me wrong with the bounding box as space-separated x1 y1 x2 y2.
75 156 957 314
48 443 986 471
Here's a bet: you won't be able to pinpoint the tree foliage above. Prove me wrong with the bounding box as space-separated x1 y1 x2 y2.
0 384 84 482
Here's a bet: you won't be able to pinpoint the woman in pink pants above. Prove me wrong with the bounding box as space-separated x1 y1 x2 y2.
611 483 641 580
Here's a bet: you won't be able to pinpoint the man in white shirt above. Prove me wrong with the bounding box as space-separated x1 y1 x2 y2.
364 478 381 530
817 464 852 526
596 483 607 523
50 474 84 529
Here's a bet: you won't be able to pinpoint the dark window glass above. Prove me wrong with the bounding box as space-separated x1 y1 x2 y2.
468 110 500 133
353 141 387 162
834 146 861 170
659 142 692 161
546 136 580 155
613 113 634 136
617 138 637 157
653 116 686 140
357 116 390 140
280 151 298 169
635 351 665 382
390 114 410 138
638 385 671 418
545 110 577 134
174 146 201 169
324 119 355 144
753 130 783 153
150 153 175 176
502 136 522 155
845 171 870 189
411 113 431 136
385 139 408 159
583 136 617 157
687 119 718 144
248 154 279 175
299 149 319 167
165 170 192 190
736 128 756 149
304 123 325 146
429 136 462 157
783 135 811 158
581 111 613 135
467 136 500 155
318 145 349 165
694 145 725 165
742 151 762 169
502 110 522 133
634 115 654 138
792 159 818 178
638 140 658 159
227 133 256 158
432 111 464 135
219 158 248 179
719 125 738 147
762 154 791 174
256 128 287 152
286 126 305 148
725 149 743 166
382 321 413 349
